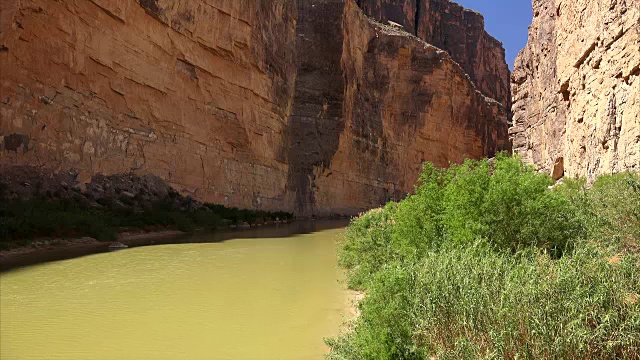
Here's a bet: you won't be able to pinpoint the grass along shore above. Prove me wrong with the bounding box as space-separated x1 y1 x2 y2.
327 155 639 359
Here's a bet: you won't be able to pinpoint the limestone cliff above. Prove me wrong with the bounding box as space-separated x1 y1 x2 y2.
1 0 297 211
511 0 639 180
1 0 510 216
357 0 512 110
290 0 510 215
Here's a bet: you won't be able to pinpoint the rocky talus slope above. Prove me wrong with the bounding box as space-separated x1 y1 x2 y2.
1 0 510 216
511 0 639 180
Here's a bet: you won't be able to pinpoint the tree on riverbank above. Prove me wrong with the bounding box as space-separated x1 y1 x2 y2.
328 154 640 359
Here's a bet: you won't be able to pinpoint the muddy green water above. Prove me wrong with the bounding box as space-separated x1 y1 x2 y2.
0 224 350 360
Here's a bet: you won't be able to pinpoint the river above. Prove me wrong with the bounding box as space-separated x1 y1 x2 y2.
0 221 351 359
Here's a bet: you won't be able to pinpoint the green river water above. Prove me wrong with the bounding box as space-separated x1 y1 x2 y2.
0 223 350 360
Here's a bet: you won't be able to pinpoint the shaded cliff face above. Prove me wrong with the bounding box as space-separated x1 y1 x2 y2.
1 0 510 216
286 0 347 215
417 0 511 112
511 0 639 180
356 0 417 33
358 0 512 110
336 0 509 212
287 0 509 216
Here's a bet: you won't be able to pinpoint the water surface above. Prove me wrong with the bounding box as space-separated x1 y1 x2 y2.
0 223 349 359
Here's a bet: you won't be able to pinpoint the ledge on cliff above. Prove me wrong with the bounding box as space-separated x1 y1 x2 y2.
355 0 512 110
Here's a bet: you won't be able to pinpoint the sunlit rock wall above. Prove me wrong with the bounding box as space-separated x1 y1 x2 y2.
511 0 639 179
1 0 510 216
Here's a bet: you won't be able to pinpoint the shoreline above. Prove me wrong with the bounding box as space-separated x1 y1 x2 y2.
0 230 187 272
0 219 350 272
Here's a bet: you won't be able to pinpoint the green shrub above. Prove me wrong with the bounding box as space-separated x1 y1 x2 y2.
339 155 587 288
328 263 425 360
0 192 294 247
339 203 398 289
588 173 640 250
391 163 448 261
332 242 640 359
191 209 222 230
169 212 196 233
330 156 640 359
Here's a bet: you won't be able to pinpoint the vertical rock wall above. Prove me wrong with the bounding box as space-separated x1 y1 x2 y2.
511 0 639 179
1 0 511 216
356 0 417 33
287 0 509 216
288 0 513 216
357 0 512 110
286 0 347 215
0 0 298 210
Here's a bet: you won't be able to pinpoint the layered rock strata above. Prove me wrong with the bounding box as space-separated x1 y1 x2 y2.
1 0 510 216
511 0 639 180
357 0 512 110
289 0 510 215
1 0 298 211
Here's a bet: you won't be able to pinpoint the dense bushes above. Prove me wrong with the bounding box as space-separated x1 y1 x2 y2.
328 155 640 359
0 192 293 248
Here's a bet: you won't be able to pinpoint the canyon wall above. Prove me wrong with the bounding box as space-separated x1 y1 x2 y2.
0 0 298 211
511 0 639 180
289 0 510 215
357 0 511 110
1 0 510 216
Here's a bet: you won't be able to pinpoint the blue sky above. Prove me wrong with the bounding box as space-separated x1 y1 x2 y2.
454 1 533 69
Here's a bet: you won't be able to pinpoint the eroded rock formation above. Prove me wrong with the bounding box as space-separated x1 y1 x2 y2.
511 0 640 180
358 0 512 110
1 0 298 211
290 0 510 215
1 0 510 216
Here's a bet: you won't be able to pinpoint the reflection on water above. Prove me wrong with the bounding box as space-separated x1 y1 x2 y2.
0 221 350 360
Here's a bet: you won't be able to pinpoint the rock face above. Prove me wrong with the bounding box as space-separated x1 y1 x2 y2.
511 0 639 180
358 0 512 110
1 0 297 211
290 0 510 215
1 0 510 216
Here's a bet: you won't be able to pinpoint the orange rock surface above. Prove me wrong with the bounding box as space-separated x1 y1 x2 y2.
1 0 510 216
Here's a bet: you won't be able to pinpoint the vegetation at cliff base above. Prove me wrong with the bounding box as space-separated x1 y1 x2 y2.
0 186 293 249
328 155 640 359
